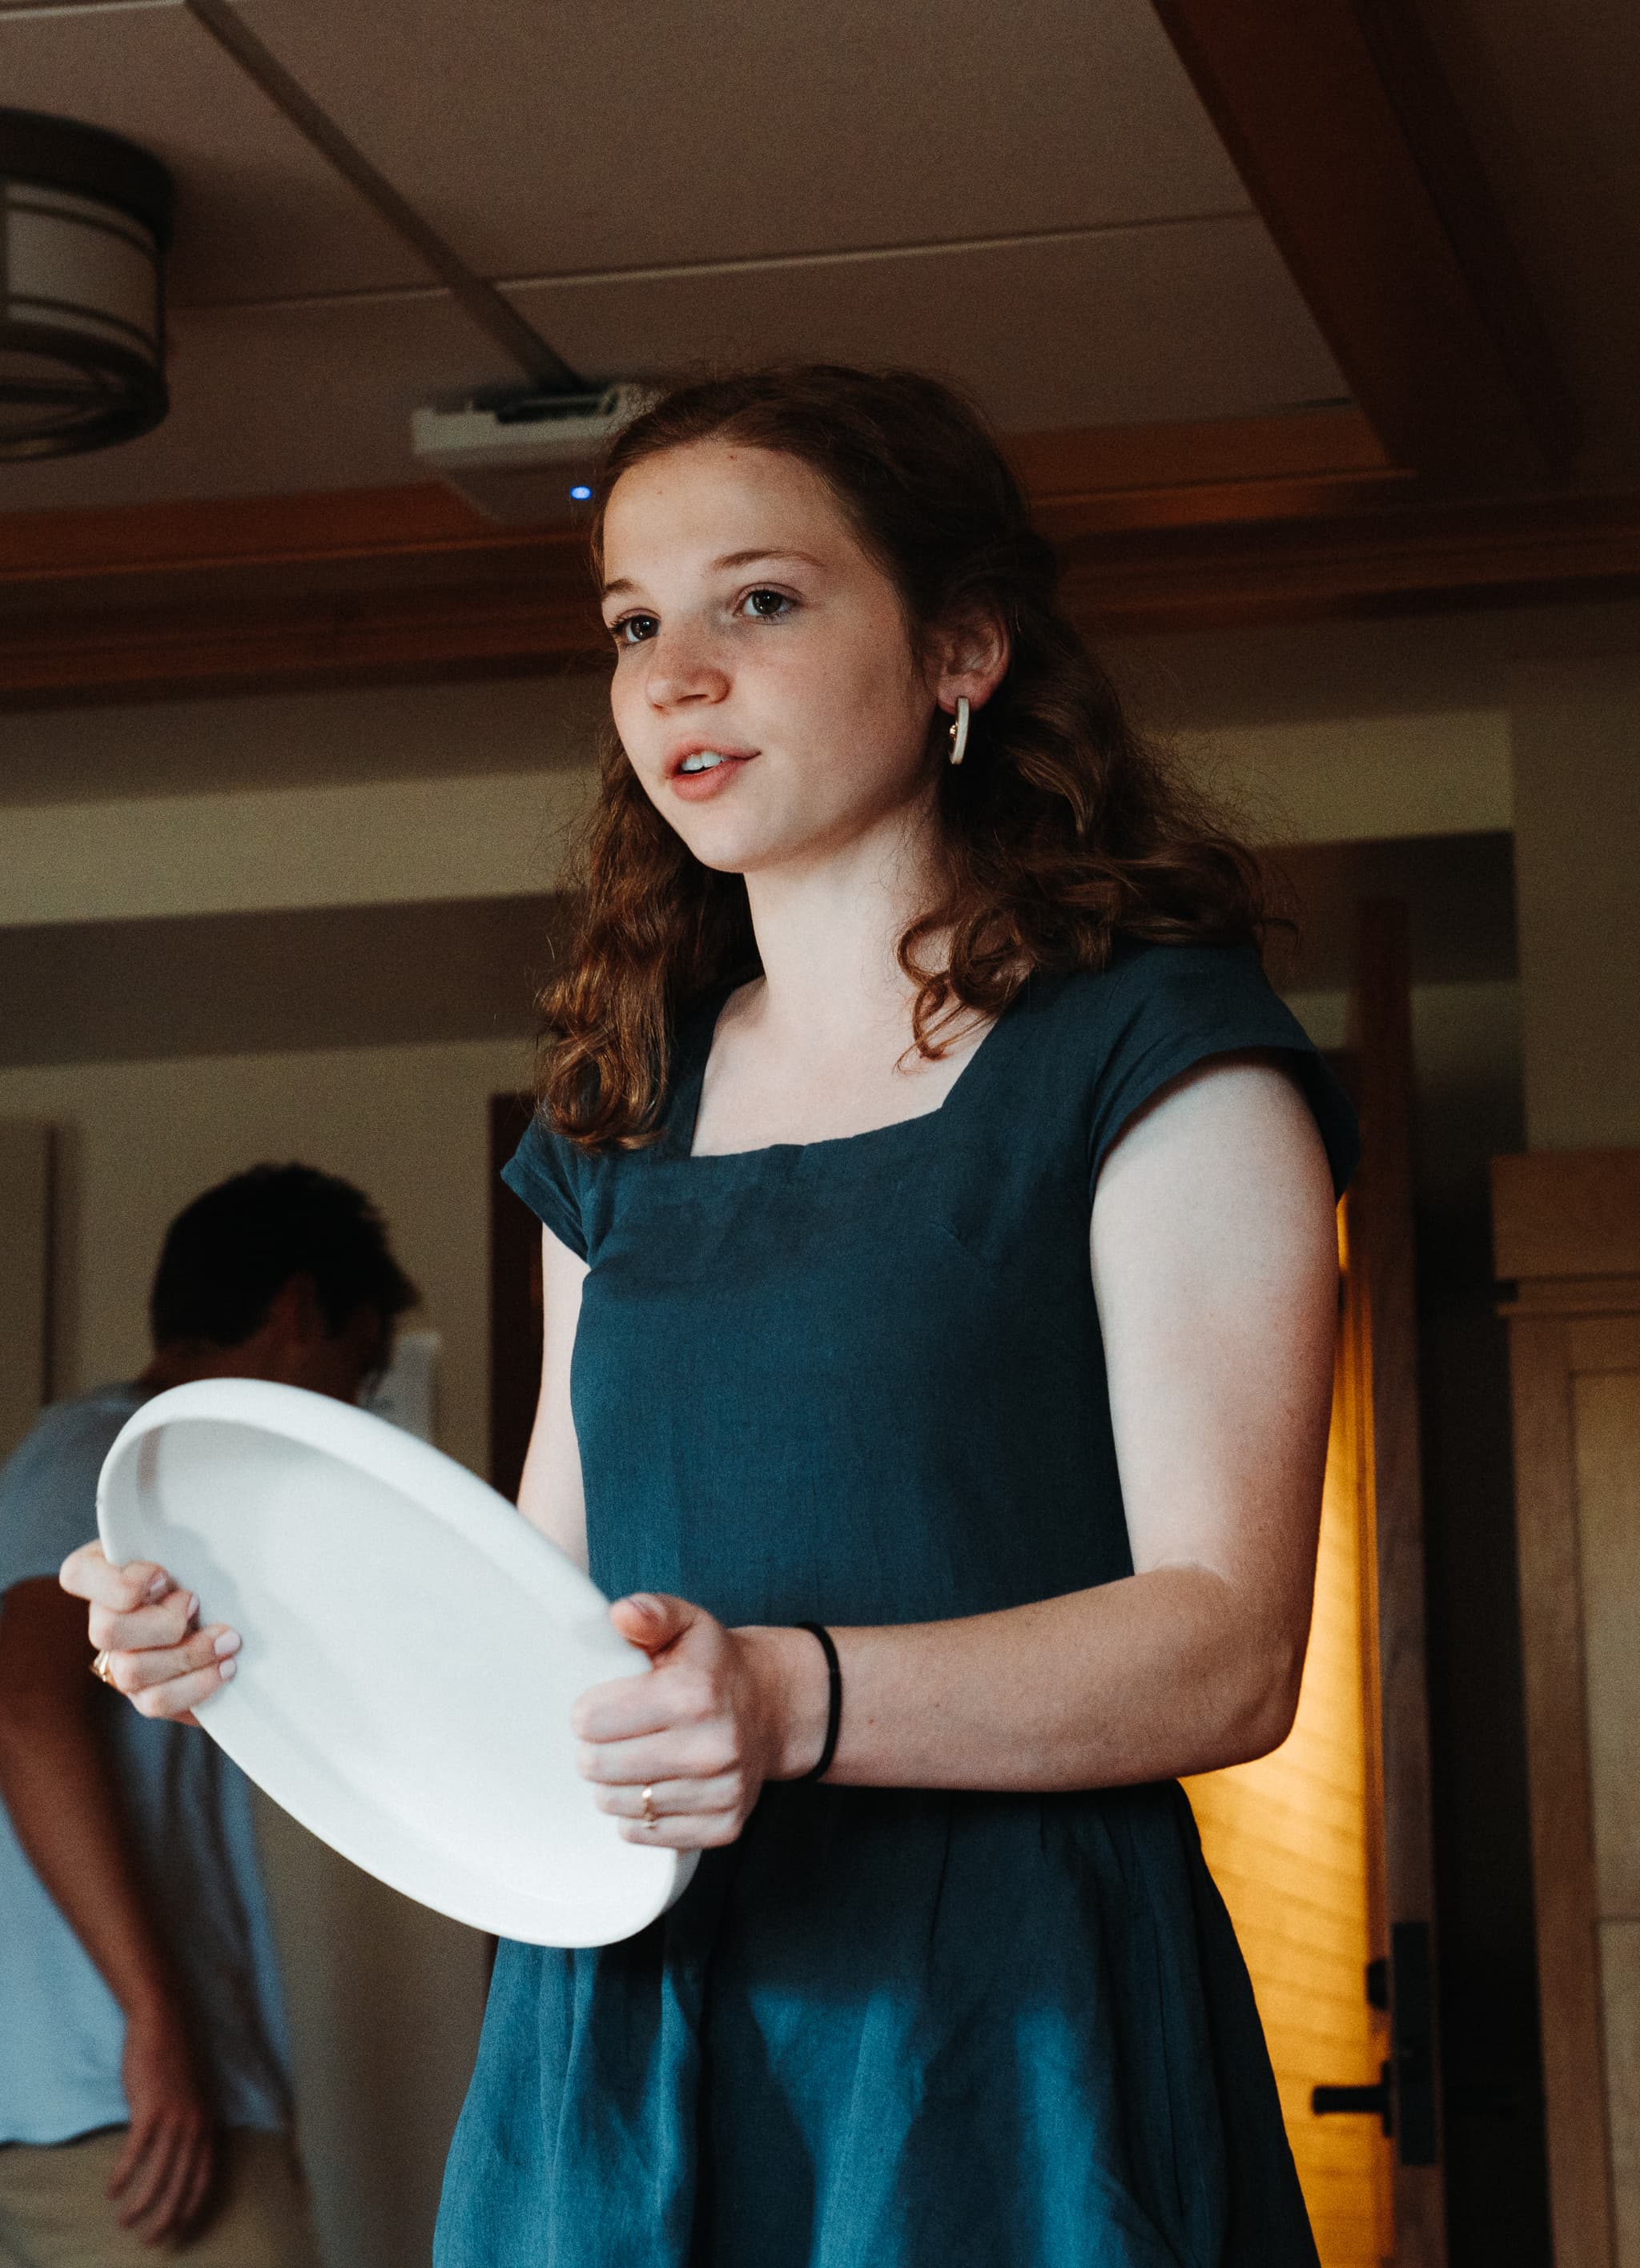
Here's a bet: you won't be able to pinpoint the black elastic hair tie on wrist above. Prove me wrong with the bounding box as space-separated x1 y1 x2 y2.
794 1621 842 1783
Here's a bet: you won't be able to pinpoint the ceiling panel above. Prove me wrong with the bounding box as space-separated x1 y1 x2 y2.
231 0 1251 279
0 0 429 303
507 219 1346 433
0 215 1345 513
1417 0 1640 473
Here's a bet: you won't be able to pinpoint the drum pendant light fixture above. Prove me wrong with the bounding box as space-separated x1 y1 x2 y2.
0 108 173 460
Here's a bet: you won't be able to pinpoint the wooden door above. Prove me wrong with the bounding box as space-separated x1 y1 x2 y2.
1188 901 1449 2265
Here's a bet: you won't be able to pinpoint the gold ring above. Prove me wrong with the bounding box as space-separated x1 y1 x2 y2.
90 1650 116 1687
640 1785 656 1827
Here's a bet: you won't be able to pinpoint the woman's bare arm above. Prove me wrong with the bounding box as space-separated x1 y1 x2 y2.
513 1229 590 1568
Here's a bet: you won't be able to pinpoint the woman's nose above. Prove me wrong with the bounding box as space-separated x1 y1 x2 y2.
645 627 730 709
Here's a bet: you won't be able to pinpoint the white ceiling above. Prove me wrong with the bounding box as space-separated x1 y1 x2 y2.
0 0 1350 513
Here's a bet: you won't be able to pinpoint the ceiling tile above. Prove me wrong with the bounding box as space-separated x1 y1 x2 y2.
231 0 1251 280
0 293 507 510
0 1 430 303
508 219 1346 433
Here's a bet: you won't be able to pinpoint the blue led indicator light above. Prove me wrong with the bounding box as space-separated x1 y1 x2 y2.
569 484 593 501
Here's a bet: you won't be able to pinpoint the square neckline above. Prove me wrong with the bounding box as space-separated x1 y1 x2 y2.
668 977 1027 1163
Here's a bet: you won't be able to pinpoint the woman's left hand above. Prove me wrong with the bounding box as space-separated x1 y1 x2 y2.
573 1595 827 1849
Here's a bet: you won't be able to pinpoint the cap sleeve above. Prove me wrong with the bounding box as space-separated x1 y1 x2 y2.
501 1113 588 1259
1087 943 1360 1200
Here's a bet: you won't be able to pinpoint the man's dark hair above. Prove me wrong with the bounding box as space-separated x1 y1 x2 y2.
149 1164 416 1349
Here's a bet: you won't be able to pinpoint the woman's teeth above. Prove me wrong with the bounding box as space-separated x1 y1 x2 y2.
679 752 727 773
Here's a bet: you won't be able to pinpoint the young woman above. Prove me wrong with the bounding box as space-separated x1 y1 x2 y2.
69 366 1355 2268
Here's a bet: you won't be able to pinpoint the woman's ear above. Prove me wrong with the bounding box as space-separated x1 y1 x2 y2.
933 608 1010 716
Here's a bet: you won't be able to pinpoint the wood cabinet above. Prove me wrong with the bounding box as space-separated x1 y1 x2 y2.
1493 1151 1640 2268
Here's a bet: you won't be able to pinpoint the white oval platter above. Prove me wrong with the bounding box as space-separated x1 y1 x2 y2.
98 1378 694 1946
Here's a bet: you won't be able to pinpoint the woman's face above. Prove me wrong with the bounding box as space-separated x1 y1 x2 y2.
599 440 939 877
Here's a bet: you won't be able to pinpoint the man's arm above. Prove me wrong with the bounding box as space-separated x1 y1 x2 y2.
0 1578 215 2243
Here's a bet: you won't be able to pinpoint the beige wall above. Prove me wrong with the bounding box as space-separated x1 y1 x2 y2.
1 767 593 929
1508 653 1640 1149
1177 705 1511 845
0 1037 532 1472
0 673 607 805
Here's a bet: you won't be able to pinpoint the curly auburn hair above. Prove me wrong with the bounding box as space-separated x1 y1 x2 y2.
539 363 1268 1149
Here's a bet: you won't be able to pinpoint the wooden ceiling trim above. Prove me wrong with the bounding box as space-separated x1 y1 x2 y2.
0 484 576 588
0 410 1397 588
1008 407 1391 494
1150 0 1578 487
4 488 1638 702
1060 490 1640 632
1012 407 1409 535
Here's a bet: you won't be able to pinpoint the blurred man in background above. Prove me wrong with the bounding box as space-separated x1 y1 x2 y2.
0 1165 416 2264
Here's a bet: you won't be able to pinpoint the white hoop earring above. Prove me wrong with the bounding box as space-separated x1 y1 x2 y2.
947 695 971 768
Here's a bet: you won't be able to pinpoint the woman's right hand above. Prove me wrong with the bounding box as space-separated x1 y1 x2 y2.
58 1544 241 1724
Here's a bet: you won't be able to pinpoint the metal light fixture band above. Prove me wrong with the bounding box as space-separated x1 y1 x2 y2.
0 108 173 460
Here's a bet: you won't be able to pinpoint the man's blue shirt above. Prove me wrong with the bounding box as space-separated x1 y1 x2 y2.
0 1384 293 2144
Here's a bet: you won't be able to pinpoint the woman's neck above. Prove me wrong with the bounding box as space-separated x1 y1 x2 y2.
738 804 946 1052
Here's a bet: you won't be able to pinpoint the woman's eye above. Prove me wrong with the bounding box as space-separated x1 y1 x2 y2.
611 613 657 648
740 588 793 621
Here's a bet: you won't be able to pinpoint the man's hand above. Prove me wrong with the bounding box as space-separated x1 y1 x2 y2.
109 2000 217 2246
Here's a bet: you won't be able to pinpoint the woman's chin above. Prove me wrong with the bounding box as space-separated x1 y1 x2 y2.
671 811 802 877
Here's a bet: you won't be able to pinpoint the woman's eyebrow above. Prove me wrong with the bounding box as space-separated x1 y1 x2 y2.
710 548 823 573
600 548 823 604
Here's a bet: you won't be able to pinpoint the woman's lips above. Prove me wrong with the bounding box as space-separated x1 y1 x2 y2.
668 753 756 801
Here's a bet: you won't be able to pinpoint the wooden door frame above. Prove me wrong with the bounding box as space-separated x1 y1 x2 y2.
488 1091 543 1502
1350 900 1449 2263
1493 1150 1640 2268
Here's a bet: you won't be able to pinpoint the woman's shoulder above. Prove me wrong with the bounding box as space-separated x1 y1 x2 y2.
503 999 709 1253
1019 940 1359 1198
1032 937 1276 1024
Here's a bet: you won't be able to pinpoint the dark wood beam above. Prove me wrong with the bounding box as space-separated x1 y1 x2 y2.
1009 408 1403 536
1151 0 1579 486
0 482 574 588
3 484 1639 704
1059 488 1640 634
0 410 1393 592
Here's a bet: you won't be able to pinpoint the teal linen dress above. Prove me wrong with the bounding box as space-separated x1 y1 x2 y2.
436 942 1359 2268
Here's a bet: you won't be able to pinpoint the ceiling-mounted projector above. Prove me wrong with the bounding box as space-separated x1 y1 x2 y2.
412 381 654 524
